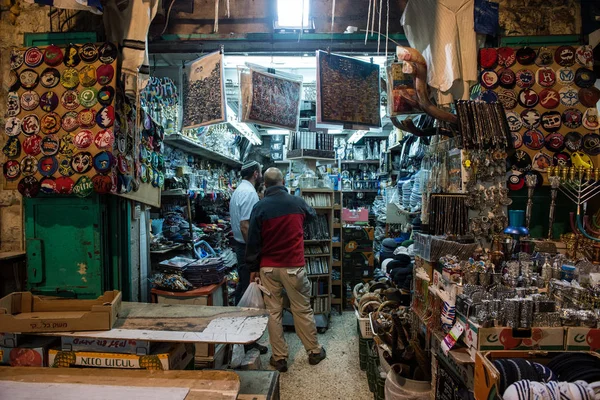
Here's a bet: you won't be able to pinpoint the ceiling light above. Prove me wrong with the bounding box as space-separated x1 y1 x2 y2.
347 130 369 144
266 129 289 135
276 0 310 28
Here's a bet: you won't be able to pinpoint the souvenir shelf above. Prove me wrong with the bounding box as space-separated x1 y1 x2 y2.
164 134 243 167
331 192 344 311
340 160 381 165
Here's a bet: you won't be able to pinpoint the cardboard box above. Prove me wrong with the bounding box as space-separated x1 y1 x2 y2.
0 291 121 333
0 336 59 367
341 208 369 223
61 337 153 355
342 226 374 242
565 327 600 351
49 342 194 370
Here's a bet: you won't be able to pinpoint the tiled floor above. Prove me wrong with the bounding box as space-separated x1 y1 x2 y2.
257 310 372 400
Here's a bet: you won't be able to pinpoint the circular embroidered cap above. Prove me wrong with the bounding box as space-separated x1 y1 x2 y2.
557 67 575 85
516 47 536 65
10 49 24 70
4 117 21 136
497 47 516 67
2 137 21 159
73 130 94 149
63 44 81 67
41 134 59 156
541 111 562 132
93 174 113 194
40 67 61 89
559 86 579 107
18 176 40 198
553 152 572 167
20 91 40 111
480 90 498 103
71 152 93 174
20 155 38 176
61 67 80 89
583 108 600 131
539 89 560 109
118 154 131 174
512 132 523 149
93 151 114 173
39 91 59 112
518 88 538 108
536 67 555 87
61 90 80 110
73 175 95 197
576 45 594 68
544 132 565 152
562 108 583 129
61 111 80 132
564 131 583 152
498 68 516 88
523 129 545 150
3 160 20 181
480 69 498 89
98 42 117 64
479 48 497 68
96 64 115 86
507 171 525 191
516 69 535 88
498 89 518 110
38 156 58 177
6 91 20 116
97 86 115 106
58 158 75 177
510 150 532 172
532 152 552 172
555 46 576 66
43 45 64 67
40 112 61 135
94 129 114 150
79 64 97 87
58 135 76 157
578 87 600 108
535 47 553 67
40 177 57 194
506 111 523 131
9 70 20 92
55 176 75 194
520 108 541 129
574 67 596 88
80 88 98 108
79 43 98 63
19 69 39 90
583 133 600 156
96 106 115 128
23 134 42 157
77 109 96 129
24 47 43 67
140 164 149 183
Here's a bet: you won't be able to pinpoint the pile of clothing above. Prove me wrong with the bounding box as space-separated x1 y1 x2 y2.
162 211 199 242
380 238 416 291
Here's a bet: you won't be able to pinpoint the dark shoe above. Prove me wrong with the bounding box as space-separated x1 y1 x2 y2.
270 357 288 372
308 347 326 365
245 342 268 355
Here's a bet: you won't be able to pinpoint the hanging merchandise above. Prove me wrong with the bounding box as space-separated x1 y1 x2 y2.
182 51 226 129
386 60 418 116
239 64 303 130
474 0 499 36
316 50 381 128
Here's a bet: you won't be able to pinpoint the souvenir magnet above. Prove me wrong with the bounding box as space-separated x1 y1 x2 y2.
71 152 93 174
20 91 39 111
24 47 43 68
63 44 81 67
2 137 20 158
38 156 58 177
39 91 59 112
40 67 60 89
43 45 64 67
4 117 21 136
18 176 40 198
3 160 20 181
40 112 61 135
23 134 42 156
41 134 59 156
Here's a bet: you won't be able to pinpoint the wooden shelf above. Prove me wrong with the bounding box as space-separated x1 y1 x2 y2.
332 261 342 267
311 294 330 298
164 134 242 167
313 206 333 210
304 254 331 258
339 160 380 164
333 205 341 210
308 274 330 278
332 280 342 285
304 239 331 243
331 298 342 305
150 243 184 254
331 242 342 248
333 223 341 229
342 190 379 193
300 188 334 193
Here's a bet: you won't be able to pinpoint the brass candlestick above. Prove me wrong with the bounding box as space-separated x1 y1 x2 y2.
525 174 537 231
547 175 561 240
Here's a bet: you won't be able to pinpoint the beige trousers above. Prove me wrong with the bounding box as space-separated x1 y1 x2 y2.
260 267 321 361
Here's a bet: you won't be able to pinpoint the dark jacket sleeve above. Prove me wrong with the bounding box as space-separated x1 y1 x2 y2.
300 198 317 221
245 204 262 273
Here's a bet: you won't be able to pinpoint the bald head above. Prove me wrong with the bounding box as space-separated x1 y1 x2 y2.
264 167 284 188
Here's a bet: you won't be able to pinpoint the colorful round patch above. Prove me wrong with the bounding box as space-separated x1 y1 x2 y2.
574 67 596 88
41 134 59 156
579 87 600 108
516 69 535 88
583 133 600 156
498 89 517 110
535 47 553 67
58 158 74 177
480 90 498 103
523 129 545 150
73 175 94 197
9 70 20 92
23 134 42 156
39 91 59 112
40 112 61 135
98 42 117 64
532 152 552 172
63 44 81 67
10 49 24 70
507 171 524 191
539 89 560 109
2 137 20 158
93 151 114 173
583 108 600 131
40 67 61 89
61 67 80 89
118 154 131 174
544 132 565 152
20 91 40 111
516 47 536 65
79 43 98 64
555 46 576 66
559 86 579 107
20 155 38 176
77 109 96 129
497 47 516 67
541 111 562 132
73 130 93 149
140 164 149 183
24 47 43 67
39 177 57 194
4 117 21 136
536 67 555 88
94 129 114 150
518 88 538 108
565 132 583 152
93 174 113 194
557 67 575 85
79 87 98 108
480 69 498 89
60 90 80 110
553 152 572 167
512 132 523 149
18 176 40 198
562 108 583 129
571 151 594 168
510 150 532 172
97 86 114 106
3 160 20 181
576 45 594 68
61 111 79 132
506 111 523 131
55 176 75 194
38 156 58 177
96 64 114 86
479 48 497 68
6 91 20 117
520 108 541 129
96 106 114 128
498 68 516 89
79 64 97 87
19 69 39 90
43 45 63 67
71 152 93 174
58 135 76 157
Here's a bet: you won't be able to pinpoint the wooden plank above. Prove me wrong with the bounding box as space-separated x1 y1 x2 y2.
117 183 161 208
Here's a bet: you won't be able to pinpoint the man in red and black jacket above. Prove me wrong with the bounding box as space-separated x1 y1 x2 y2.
246 167 326 373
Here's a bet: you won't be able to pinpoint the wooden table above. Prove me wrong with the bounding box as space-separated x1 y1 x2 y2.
0 367 240 400
151 279 228 306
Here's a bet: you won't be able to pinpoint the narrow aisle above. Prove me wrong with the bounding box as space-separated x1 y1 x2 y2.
258 311 372 400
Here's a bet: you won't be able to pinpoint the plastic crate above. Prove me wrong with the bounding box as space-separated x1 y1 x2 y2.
354 306 374 339
375 367 386 400
358 337 372 371
367 343 380 393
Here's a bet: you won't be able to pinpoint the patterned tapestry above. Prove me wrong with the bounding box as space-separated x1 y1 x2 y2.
498 0 580 36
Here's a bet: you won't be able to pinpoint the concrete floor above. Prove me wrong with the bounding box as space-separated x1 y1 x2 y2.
257 310 372 400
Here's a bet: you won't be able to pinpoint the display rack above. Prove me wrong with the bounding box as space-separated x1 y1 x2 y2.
331 192 344 311
164 134 243 167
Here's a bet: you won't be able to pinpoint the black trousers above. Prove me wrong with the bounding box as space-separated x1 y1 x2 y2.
234 241 250 306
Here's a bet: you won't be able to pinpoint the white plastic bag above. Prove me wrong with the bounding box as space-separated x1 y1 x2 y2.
237 282 265 309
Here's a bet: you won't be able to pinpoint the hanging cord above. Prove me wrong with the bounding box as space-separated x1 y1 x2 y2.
385 0 390 56
214 0 219 33
370 0 376 37
298 0 305 42
160 0 177 36
331 0 336 35
359 29 402 46
365 0 372 44
227 0 230 18
377 0 383 53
